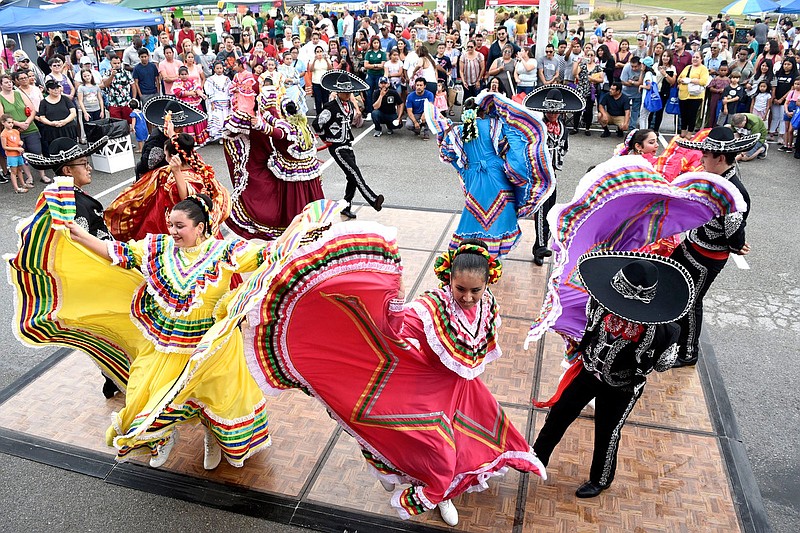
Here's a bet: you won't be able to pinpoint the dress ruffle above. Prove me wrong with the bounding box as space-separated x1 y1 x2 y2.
407 287 502 380
5 180 146 390
525 155 748 355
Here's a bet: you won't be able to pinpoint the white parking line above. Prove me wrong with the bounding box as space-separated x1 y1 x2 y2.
731 254 750 270
94 177 134 199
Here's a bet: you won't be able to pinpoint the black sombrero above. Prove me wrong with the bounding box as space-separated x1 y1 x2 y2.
320 69 369 93
25 136 109 170
523 84 585 114
676 126 759 153
578 251 695 325
143 95 207 128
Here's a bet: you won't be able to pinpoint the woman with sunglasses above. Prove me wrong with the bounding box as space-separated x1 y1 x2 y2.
44 55 75 102
459 39 485 99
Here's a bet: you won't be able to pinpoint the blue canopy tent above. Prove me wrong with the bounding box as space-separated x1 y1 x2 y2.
777 0 800 13
7 0 163 33
0 5 38 26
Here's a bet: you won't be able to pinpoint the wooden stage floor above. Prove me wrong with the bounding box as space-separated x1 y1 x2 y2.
0 206 763 532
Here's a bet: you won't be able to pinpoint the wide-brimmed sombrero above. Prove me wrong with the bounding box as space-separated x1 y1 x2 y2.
25 136 109 170
143 95 207 128
676 126 758 153
523 84 585 114
577 251 695 324
320 69 369 93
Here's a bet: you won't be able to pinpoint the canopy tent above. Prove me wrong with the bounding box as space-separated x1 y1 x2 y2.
118 0 278 7
6 0 164 33
721 0 780 15
777 0 800 13
0 5 37 26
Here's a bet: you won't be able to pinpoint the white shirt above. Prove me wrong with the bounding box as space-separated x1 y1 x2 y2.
299 40 328 65
214 16 224 38
317 18 335 39
343 15 354 38
701 21 712 40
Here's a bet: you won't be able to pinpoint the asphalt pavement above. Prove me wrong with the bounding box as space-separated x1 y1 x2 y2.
0 117 797 532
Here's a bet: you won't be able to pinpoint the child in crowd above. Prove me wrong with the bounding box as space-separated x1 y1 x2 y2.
173 66 210 146
750 80 773 122
719 71 743 126
230 57 257 117
706 63 730 127
204 61 232 144
780 76 800 152
77 69 105 124
434 79 449 115
128 99 148 153
1 114 29 193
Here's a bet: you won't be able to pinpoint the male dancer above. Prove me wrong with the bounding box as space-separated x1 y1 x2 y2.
669 126 757 367
313 70 384 219
534 252 691 497
524 85 585 265
25 136 121 399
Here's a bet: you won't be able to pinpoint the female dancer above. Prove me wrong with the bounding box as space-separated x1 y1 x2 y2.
425 93 554 257
105 131 229 242
238 233 546 526
9 191 336 470
223 88 323 240
68 194 272 469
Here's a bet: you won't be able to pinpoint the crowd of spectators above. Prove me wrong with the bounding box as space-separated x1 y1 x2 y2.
0 6 798 169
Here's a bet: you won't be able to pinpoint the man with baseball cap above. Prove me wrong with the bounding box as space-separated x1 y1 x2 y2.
371 76 402 137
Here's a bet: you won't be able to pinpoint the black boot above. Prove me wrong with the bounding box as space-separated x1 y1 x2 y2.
102 376 120 399
532 246 552 266
672 354 698 368
575 480 609 498
341 206 357 219
372 194 384 212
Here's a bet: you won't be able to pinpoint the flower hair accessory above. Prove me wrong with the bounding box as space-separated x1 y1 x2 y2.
186 194 211 234
433 244 503 286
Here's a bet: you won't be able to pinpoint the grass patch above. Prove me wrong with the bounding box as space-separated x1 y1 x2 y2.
618 0 733 14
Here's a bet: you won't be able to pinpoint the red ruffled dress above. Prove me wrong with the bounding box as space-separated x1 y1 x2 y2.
241 222 546 519
104 165 231 242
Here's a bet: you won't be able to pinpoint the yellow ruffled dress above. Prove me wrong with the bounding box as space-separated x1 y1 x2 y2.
106 235 272 465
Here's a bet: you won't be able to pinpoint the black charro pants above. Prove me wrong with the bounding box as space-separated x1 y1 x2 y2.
533 366 644 487
669 241 728 361
330 143 381 208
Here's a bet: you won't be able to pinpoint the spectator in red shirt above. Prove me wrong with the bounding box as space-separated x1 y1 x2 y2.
177 21 195 48
96 30 112 52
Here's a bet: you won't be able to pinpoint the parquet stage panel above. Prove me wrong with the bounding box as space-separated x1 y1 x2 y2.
0 207 751 532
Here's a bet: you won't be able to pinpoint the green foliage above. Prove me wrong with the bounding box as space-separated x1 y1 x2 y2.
590 8 625 22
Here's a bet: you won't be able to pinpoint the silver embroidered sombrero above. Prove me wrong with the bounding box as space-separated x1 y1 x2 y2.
577 251 695 324
676 126 759 153
143 95 207 127
25 136 109 170
320 69 369 93
523 84 585 114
